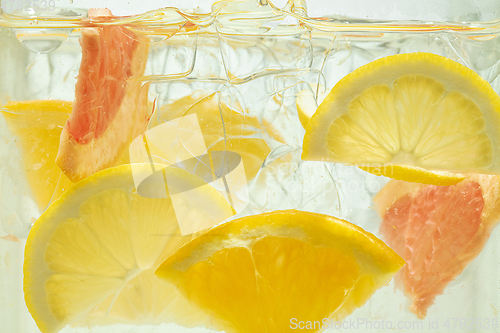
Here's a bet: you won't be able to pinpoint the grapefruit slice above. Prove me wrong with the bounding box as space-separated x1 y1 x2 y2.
374 175 500 318
56 8 150 182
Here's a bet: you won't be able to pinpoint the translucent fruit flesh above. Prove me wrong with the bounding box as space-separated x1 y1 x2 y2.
150 91 277 181
23 164 233 333
2 100 74 211
295 84 328 129
302 53 500 185
156 210 405 333
374 175 500 318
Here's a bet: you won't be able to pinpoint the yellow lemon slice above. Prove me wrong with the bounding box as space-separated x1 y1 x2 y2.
302 53 500 185
2 100 74 211
150 91 279 181
156 210 405 333
23 164 233 333
296 83 328 129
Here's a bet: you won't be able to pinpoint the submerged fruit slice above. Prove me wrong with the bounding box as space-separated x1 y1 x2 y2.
156 210 405 333
24 164 233 333
295 84 328 129
302 52 500 185
2 100 74 211
150 91 276 180
56 8 150 182
374 175 500 318
360 165 466 186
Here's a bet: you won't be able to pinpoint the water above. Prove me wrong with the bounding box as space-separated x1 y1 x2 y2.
1 0 500 332
14 28 72 54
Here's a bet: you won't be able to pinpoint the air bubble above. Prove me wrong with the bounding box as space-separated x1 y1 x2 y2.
12 28 72 54
9 7 83 54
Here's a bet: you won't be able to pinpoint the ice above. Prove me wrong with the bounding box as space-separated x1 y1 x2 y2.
214 0 313 82
243 144 390 233
14 28 72 54
0 115 37 239
188 34 226 80
243 145 343 217
219 33 312 83
278 0 500 21
1 0 500 331
9 34 81 101
0 27 29 103
328 164 389 233
447 35 500 83
5 5 84 55
314 32 500 91
146 34 197 79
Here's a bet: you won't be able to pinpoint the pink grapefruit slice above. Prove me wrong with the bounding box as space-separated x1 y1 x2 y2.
374 175 500 318
56 8 150 182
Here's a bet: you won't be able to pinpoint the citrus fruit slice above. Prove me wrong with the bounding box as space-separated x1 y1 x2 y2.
150 91 276 180
2 100 74 211
302 52 500 185
360 165 466 186
156 210 405 333
374 175 500 318
295 84 328 129
56 9 150 182
23 164 233 333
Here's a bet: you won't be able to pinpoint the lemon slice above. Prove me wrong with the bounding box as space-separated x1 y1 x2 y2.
296 84 328 129
360 165 467 186
2 100 74 211
156 210 405 333
23 164 233 333
302 53 500 185
150 91 279 181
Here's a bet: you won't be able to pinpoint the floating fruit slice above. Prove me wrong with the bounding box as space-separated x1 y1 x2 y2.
23 164 233 333
295 84 328 129
360 165 466 186
374 175 500 318
156 210 405 333
150 91 276 180
56 8 150 182
2 100 74 211
302 52 500 185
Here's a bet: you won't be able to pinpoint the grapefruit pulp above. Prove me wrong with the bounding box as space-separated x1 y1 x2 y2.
56 8 150 182
374 175 500 318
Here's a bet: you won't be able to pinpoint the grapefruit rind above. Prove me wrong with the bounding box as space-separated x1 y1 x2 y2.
56 14 150 183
